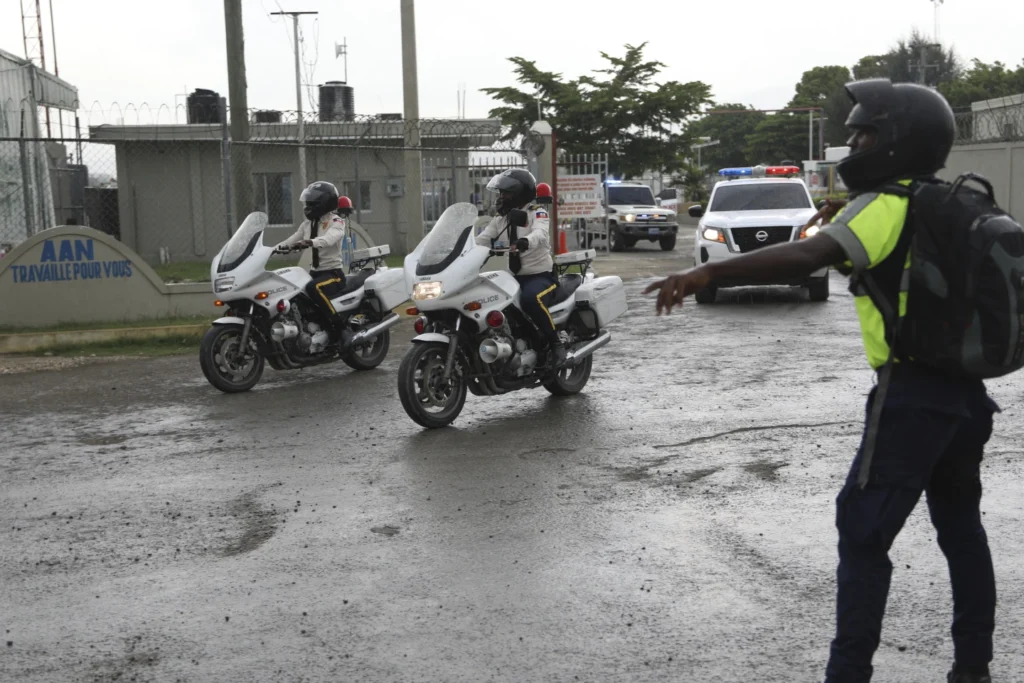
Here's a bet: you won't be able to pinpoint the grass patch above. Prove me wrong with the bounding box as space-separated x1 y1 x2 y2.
26 332 204 357
153 255 406 283
1 316 213 335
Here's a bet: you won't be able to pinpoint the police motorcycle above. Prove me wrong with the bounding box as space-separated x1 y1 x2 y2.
398 202 628 428
200 211 407 393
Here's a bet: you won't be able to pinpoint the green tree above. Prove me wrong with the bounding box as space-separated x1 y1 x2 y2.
940 58 1024 108
788 65 854 147
687 103 766 170
672 163 710 203
851 31 961 87
482 43 713 178
745 113 811 166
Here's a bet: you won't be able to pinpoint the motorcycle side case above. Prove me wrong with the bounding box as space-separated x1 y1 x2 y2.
574 275 627 327
365 268 407 310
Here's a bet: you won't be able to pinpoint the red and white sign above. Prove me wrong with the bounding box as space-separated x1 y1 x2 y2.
555 174 604 220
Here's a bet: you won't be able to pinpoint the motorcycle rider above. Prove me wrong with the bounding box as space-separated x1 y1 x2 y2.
276 181 349 332
475 169 567 369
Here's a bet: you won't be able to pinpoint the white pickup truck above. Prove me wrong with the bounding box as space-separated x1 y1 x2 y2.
687 166 829 303
575 181 679 252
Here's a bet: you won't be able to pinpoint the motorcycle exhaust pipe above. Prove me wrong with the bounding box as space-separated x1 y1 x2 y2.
565 331 611 365
271 320 300 342
350 313 400 345
479 338 514 364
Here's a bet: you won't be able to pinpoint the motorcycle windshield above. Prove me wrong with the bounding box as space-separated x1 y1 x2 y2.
218 212 269 273
416 202 479 276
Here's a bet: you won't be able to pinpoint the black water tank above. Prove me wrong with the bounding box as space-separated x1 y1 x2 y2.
252 110 282 123
187 89 223 124
319 81 355 121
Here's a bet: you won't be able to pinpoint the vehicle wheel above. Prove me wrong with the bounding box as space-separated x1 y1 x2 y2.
624 237 637 249
659 234 677 251
694 286 717 304
808 275 830 302
543 354 592 396
199 325 264 393
342 327 390 370
609 227 625 252
398 342 468 429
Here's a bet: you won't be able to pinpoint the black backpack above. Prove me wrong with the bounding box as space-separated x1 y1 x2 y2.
854 173 1024 487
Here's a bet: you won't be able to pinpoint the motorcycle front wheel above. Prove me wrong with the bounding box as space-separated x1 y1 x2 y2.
199 325 265 393
398 342 467 429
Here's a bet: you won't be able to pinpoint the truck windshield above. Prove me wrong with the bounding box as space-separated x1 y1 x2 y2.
709 184 812 212
608 186 656 206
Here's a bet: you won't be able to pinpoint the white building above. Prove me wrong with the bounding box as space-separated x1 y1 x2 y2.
0 47 79 249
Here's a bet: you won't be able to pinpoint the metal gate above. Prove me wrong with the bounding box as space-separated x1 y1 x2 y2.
421 152 528 235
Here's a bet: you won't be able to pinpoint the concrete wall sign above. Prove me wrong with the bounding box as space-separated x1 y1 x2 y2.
0 226 218 328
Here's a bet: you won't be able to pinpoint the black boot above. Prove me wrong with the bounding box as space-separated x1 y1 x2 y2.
549 341 568 371
948 664 992 683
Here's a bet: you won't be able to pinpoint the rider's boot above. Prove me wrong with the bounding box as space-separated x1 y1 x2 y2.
948 664 992 683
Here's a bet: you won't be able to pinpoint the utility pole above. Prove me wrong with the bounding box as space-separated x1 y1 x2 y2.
272 9 318 195
931 0 944 42
224 0 254 226
912 42 941 85
401 0 424 253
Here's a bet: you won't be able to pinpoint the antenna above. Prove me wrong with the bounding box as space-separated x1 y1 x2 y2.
334 37 348 83
930 0 944 42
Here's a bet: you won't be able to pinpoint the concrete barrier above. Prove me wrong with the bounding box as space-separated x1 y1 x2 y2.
0 226 223 329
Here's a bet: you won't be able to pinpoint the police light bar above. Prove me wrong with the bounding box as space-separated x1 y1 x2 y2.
717 167 753 177
765 165 801 176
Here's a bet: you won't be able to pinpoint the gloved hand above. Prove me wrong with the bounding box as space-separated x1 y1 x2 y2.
296 240 314 249
507 209 528 227
515 238 530 252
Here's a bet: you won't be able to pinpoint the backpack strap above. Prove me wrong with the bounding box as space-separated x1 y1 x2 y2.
853 180 919 489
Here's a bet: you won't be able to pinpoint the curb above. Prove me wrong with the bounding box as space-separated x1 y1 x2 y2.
0 324 208 354
2 304 421 354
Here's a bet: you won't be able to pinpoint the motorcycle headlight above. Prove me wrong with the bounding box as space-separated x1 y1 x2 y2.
214 277 236 293
412 281 443 301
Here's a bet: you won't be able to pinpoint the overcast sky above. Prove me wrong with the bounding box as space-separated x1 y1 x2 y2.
3 0 1022 124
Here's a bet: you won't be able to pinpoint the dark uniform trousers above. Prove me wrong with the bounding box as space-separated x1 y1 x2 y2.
305 268 346 322
516 271 559 347
825 363 1000 682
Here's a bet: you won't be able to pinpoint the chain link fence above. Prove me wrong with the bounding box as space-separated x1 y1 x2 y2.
0 101 529 267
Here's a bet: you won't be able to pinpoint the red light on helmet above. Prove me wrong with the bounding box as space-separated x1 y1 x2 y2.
414 317 427 334
765 166 801 176
486 311 505 328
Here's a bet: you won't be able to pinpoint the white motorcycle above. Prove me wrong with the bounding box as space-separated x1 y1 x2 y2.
398 202 628 428
200 211 407 393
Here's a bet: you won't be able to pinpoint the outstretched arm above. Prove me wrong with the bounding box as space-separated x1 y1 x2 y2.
643 234 846 315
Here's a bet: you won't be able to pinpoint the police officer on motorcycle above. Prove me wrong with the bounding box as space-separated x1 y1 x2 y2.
475 169 567 369
276 181 349 330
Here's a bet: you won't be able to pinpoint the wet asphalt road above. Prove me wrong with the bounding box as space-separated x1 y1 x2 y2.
2 241 1024 683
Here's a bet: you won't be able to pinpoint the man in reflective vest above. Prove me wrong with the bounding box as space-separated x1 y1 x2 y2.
645 79 999 683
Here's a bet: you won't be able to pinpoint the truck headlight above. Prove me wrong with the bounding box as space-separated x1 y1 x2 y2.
701 228 726 244
801 225 820 239
623 214 636 223
412 281 443 300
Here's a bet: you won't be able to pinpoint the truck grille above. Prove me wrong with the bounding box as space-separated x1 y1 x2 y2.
730 226 794 252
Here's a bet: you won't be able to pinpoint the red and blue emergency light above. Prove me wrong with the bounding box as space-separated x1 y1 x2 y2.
717 165 801 178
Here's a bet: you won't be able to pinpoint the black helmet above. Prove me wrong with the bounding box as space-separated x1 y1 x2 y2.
486 169 537 216
300 181 340 222
836 79 955 192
